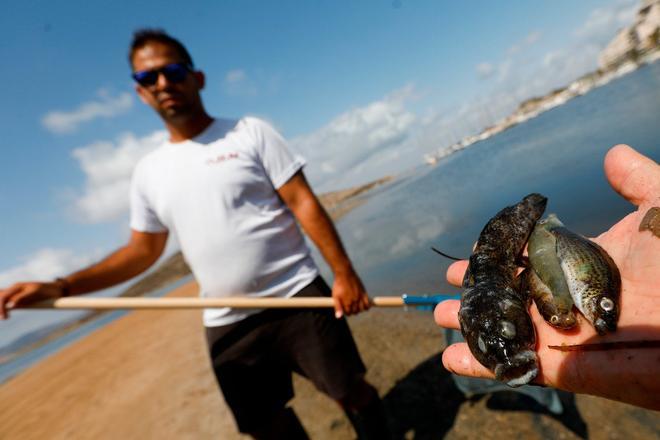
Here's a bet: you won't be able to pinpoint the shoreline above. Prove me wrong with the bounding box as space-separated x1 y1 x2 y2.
423 51 660 166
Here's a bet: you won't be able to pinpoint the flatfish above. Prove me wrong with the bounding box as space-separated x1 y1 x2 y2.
459 193 546 387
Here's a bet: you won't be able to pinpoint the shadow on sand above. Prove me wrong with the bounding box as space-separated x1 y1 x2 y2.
381 352 588 439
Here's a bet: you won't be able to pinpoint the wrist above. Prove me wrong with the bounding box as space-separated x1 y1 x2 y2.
54 277 71 297
332 264 355 277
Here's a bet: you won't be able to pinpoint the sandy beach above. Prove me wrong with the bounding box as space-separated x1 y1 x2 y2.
2 278 659 439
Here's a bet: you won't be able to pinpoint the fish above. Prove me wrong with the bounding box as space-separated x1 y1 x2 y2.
524 215 578 329
543 215 621 335
459 193 547 387
639 206 660 238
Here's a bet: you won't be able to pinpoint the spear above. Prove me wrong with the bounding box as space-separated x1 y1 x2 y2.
19 293 460 311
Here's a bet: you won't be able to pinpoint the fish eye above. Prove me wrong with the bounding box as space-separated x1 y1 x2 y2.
600 297 615 312
500 320 516 339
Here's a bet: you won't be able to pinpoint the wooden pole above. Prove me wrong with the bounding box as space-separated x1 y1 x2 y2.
22 296 406 310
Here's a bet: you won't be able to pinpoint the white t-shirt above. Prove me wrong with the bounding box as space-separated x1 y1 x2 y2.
130 117 319 327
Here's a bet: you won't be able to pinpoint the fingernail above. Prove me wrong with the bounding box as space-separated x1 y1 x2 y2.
335 311 343 319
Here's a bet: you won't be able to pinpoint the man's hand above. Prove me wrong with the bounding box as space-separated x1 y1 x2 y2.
331 268 371 318
1 230 168 320
278 171 373 318
434 144 660 410
0 281 66 319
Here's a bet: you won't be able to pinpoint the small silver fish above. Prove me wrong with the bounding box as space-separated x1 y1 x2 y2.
459 193 547 387
543 214 621 335
524 215 578 329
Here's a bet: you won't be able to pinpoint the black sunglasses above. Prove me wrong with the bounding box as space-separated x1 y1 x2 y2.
132 63 191 87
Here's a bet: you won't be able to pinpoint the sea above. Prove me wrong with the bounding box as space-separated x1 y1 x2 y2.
329 61 660 298
1 61 659 385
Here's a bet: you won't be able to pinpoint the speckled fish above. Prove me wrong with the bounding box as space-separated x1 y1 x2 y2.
544 215 621 335
524 215 578 329
459 193 547 387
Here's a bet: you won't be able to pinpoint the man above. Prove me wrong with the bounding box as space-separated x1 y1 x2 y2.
0 29 389 439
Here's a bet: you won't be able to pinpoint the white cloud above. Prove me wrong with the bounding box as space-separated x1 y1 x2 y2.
478 31 542 83
519 1 636 97
71 130 168 223
525 31 542 46
42 90 133 134
576 0 638 42
0 248 101 286
294 0 638 193
476 62 495 79
497 59 513 82
465 1 639 128
291 85 417 190
223 69 258 96
506 31 542 56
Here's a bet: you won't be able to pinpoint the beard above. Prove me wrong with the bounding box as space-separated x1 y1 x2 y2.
156 93 199 124
159 104 195 123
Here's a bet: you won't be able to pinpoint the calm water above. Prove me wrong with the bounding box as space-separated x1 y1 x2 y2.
331 62 660 298
3 62 659 384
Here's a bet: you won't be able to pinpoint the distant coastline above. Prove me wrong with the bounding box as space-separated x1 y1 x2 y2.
424 52 659 166
424 0 660 166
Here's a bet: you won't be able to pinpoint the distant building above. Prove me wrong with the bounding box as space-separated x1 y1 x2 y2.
599 0 660 70
637 0 660 52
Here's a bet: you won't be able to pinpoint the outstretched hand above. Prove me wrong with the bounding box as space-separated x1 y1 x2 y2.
434 144 660 410
0 281 65 319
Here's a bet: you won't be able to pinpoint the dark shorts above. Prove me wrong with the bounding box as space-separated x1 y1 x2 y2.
205 277 366 433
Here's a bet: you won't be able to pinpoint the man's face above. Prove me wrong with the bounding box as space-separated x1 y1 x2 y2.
132 41 204 122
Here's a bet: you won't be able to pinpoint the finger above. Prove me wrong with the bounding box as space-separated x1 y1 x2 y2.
434 299 461 329
442 343 495 379
357 293 370 312
347 297 358 315
353 294 365 314
0 285 23 319
446 260 468 286
604 144 660 207
9 290 40 307
332 294 344 319
0 296 7 320
0 284 22 298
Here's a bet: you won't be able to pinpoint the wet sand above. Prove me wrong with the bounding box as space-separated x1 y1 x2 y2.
2 280 659 439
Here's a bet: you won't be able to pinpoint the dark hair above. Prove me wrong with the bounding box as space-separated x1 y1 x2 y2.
129 28 194 68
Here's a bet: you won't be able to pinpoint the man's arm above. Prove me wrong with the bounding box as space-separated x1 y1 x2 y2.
277 171 370 318
0 230 168 319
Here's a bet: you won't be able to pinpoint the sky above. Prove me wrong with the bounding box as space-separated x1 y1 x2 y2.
0 0 641 320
